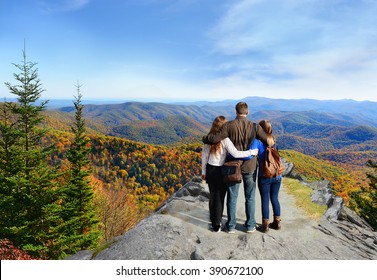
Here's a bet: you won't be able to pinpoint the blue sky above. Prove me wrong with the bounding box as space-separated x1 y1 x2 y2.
1 0 377 102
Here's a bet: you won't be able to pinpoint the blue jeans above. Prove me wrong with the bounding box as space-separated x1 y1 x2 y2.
258 176 282 220
226 171 257 230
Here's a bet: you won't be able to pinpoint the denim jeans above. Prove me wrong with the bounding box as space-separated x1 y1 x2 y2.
226 171 257 231
258 176 282 220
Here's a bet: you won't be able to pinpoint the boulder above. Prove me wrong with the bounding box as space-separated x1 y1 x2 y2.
67 177 377 260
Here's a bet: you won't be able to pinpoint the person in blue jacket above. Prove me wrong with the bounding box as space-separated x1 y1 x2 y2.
251 120 282 233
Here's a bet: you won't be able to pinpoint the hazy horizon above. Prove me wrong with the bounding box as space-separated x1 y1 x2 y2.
3 95 377 112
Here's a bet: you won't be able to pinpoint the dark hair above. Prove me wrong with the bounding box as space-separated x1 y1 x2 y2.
235 102 249 115
209 116 227 154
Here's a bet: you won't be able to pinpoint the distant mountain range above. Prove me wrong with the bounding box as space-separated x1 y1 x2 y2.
176 97 377 127
43 96 377 162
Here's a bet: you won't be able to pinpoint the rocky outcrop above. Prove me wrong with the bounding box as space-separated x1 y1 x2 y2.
302 179 377 259
67 159 376 260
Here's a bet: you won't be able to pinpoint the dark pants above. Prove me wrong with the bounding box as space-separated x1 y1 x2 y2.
206 164 227 227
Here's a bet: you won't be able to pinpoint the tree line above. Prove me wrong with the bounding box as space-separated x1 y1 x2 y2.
0 50 202 259
1 50 375 259
0 51 98 259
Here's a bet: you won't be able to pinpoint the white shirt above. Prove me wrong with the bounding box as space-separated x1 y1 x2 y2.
201 137 257 175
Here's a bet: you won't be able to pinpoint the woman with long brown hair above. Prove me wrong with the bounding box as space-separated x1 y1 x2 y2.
202 116 258 232
251 120 282 233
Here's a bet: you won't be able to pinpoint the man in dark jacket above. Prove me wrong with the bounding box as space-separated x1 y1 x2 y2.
203 102 267 233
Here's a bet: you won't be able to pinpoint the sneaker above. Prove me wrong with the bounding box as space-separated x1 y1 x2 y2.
224 228 235 234
213 225 221 232
246 227 256 233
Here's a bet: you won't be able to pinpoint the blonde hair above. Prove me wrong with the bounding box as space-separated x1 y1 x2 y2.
259 120 275 147
209 116 227 154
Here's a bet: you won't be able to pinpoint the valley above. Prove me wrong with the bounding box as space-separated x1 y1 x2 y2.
45 97 377 160
44 96 376 207
2 96 376 258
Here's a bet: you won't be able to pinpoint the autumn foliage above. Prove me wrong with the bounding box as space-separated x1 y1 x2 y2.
0 239 36 260
48 132 202 209
43 131 202 244
280 150 369 204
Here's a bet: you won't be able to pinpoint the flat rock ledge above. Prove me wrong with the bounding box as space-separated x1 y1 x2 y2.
67 175 377 260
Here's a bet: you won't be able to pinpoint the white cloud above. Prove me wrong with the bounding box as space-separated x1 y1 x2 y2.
202 0 377 101
38 0 90 13
210 0 377 56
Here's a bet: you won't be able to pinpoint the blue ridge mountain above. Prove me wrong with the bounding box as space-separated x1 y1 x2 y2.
44 97 377 157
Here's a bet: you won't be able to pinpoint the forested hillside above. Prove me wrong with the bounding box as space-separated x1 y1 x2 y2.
46 99 376 211
2 102 375 259
46 130 203 242
3 69 377 258
48 127 372 215
49 131 370 214
49 101 377 155
0 52 205 259
2 50 375 261
110 115 208 145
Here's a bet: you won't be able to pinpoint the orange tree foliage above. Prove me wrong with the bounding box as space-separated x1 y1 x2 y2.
92 175 141 243
316 150 377 171
0 239 37 260
45 131 202 212
281 150 369 204
350 160 377 229
46 129 371 210
42 131 202 244
87 135 202 208
43 130 374 238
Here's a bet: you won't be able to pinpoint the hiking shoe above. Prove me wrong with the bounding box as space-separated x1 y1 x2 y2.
246 227 256 233
269 216 281 230
213 225 221 232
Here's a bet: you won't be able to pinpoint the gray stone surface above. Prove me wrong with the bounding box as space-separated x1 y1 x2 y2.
66 158 376 260
70 177 376 260
282 158 294 177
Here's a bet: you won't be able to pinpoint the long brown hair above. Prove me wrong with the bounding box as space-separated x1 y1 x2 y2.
209 116 227 154
259 120 275 147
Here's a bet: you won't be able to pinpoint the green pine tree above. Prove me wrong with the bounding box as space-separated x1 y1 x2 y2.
0 100 23 238
57 82 99 257
2 49 61 259
351 160 377 230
